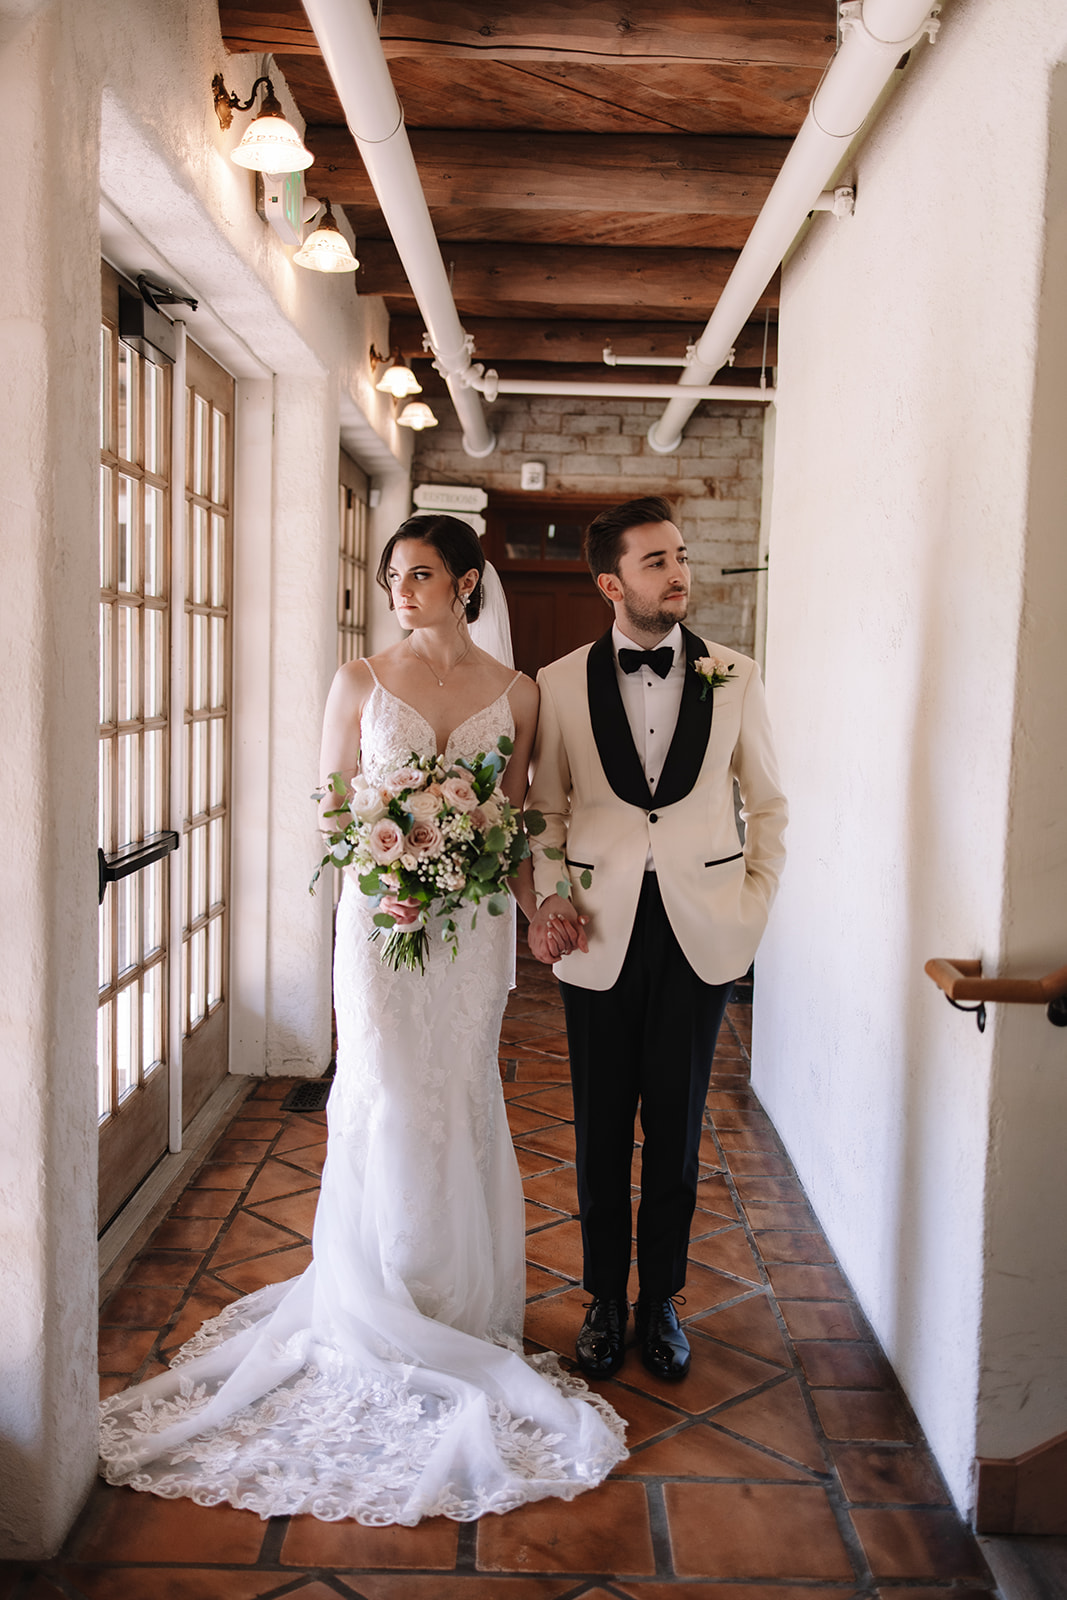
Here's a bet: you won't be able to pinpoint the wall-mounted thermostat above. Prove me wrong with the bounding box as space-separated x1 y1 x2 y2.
520 461 546 491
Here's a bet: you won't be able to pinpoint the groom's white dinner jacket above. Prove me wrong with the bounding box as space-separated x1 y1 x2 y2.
527 624 787 991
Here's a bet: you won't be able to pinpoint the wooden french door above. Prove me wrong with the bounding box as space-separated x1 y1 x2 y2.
97 266 235 1226
97 265 173 1224
337 451 369 668
179 341 234 1126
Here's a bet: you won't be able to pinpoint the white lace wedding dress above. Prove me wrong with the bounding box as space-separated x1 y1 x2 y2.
99 676 626 1523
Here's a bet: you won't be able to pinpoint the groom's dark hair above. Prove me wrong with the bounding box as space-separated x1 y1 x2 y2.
583 496 675 588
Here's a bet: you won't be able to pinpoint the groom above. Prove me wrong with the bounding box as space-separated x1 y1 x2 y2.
526 496 786 1382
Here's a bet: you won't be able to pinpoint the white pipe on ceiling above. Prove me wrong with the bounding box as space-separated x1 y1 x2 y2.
299 0 496 457
471 377 775 403
647 0 942 453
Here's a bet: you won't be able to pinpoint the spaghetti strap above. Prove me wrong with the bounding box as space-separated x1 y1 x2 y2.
363 659 382 688
505 670 523 691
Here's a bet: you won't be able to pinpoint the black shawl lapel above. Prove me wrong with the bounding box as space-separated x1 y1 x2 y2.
653 625 714 808
586 629 654 809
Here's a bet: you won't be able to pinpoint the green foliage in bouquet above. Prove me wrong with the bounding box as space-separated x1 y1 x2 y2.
312 735 540 973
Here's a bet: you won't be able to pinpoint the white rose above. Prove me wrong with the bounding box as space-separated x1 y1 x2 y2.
349 783 387 823
399 852 419 871
406 790 440 823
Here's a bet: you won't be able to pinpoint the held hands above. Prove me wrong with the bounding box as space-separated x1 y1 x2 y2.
527 894 589 965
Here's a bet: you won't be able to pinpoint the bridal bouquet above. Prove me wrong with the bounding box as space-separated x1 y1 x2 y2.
312 736 537 973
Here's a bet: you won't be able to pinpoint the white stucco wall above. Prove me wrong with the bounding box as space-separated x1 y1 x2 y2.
977 57 1067 1463
756 0 1067 1512
0 1 101 1555
0 0 412 1552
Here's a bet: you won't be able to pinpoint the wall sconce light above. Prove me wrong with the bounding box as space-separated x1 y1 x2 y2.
370 346 423 398
395 401 438 431
292 201 359 273
212 73 314 173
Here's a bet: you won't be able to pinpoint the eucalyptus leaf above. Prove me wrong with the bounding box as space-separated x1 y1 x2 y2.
372 912 395 929
524 808 547 836
484 825 507 853
556 879 571 900
497 734 514 755
487 895 507 917
580 870 592 890
544 846 563 861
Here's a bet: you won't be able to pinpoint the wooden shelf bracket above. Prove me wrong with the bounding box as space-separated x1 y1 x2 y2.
924 957 1067 1033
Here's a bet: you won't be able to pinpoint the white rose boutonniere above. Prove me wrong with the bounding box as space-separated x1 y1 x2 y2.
693 655 737 701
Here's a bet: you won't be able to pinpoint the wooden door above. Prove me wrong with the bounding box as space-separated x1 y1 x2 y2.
483 496 614 678
97 265 173 1225
179 341 235 1126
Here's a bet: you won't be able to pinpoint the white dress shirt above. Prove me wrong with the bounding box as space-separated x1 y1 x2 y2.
612 622 685 869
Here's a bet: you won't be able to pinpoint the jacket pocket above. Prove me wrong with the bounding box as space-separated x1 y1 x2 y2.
565 858 595 871
704 851 744 868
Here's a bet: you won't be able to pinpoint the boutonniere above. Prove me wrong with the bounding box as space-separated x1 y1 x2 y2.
693 656 736 701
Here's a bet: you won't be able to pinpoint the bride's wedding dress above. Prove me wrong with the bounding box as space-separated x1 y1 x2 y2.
100 677 626 1523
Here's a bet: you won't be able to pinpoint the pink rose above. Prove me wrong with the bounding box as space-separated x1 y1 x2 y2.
408 820 444 857
469 808 487 832
441 775 479 813
367 817 405 865
384 765 425 798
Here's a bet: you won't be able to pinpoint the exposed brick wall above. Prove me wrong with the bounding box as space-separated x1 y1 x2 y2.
413 395 765 655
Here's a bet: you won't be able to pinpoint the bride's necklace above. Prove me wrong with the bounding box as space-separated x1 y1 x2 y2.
408 634 472 688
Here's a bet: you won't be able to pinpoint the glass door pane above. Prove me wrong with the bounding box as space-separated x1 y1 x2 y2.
180 339 234 1123
97 264 172 1225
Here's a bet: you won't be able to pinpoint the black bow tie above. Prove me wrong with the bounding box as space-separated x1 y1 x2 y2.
619 646 674 679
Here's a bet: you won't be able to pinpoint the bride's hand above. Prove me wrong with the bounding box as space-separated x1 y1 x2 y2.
381 895 421 928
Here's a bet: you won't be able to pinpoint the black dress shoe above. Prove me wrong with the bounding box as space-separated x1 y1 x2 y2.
575 1296 629 1378
635 1295 691 1380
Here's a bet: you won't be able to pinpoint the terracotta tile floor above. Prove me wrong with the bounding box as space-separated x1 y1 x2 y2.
2 948 997 1600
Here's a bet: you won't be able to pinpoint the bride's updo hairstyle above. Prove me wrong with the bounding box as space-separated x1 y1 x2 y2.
376 513 486 621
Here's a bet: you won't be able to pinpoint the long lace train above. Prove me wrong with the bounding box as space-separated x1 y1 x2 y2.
99 678 626 1521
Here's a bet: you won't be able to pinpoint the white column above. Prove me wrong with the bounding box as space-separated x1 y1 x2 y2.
263 377 337 1076
229 378 276 1077
0 5 100 1555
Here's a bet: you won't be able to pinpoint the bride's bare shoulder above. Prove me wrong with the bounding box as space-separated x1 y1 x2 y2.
506 670 539 723
326 657 378 718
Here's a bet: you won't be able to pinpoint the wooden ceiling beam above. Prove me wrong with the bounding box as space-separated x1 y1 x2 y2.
308 129 790 215
389 317 777 369
220 1 837 66
357 240 779 314
344 210 758 252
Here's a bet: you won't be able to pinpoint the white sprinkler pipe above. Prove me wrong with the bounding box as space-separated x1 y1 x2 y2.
467 375 774 403
647 0 942 453
299 0 496 457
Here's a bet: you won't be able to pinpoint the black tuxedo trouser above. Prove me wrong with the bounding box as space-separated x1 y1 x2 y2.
559 871 733 1301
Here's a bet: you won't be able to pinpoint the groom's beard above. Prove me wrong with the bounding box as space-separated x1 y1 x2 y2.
618 582 689 638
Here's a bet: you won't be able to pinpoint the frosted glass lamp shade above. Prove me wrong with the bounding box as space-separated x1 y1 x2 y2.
231 109 313 173
376 361 422 398
293 204 359 273
396 401 438 431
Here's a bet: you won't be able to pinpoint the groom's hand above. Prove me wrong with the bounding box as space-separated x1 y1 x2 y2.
528 895 589 964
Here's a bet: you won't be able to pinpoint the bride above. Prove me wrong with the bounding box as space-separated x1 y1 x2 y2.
99 513 626 1523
